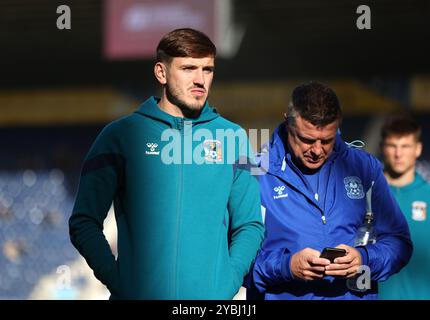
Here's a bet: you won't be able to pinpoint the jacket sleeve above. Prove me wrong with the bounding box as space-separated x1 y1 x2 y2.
252 248 295 293
69 123 123 294
250 201 295 293
365 158 413 281
227 132 265 289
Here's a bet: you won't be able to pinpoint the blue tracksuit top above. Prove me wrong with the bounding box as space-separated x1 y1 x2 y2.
249 124 413 300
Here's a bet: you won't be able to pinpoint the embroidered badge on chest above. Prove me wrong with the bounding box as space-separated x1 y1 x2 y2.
412 201 427 221
344 176 365 199
203 140 222 162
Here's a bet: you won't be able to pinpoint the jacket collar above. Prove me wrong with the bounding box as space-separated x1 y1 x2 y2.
389 171 428 192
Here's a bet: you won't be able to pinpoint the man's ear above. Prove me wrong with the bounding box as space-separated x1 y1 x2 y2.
154 62 167 85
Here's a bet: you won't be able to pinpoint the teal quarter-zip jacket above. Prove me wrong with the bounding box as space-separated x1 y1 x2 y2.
69 97 264 299
379 172 430 300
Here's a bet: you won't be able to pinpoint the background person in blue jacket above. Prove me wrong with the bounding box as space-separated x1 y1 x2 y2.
249 82 412 300
378 115 430 300
69 28 264 299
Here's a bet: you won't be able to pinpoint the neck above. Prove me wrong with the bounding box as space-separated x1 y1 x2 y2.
157 96 185 118
384 167 415 187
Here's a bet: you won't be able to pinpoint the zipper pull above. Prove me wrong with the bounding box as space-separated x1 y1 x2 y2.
321 215 326 224
177 118 184 130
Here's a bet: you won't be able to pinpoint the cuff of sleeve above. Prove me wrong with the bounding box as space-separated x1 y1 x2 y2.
356 246 369 267
281 252 294 282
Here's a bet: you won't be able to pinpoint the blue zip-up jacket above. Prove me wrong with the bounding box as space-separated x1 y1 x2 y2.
249 124 412 300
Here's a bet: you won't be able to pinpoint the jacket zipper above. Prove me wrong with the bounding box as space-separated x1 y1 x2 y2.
320 161 334 230
172 118 184 298
321 215 327 224
284 155 327 225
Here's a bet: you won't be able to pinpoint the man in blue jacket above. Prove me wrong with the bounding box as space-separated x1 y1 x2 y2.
249 82 412 299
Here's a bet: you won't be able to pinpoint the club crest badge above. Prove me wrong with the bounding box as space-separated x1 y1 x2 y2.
412 201 427 221
344 176 365 199
203 140 222 162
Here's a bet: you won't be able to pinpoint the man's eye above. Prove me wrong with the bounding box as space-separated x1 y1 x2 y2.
298 136 315 144
181 66 196 71
298 135 333 145
321 139 333 145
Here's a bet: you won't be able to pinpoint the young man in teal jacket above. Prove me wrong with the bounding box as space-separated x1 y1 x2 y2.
379 115 430 300
69 28 264 299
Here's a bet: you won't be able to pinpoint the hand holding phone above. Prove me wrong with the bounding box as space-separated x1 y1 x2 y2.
320 247 347 263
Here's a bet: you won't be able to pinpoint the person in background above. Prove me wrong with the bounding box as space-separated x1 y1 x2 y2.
69 28 264 299
247 82 412 300
378 114 430 300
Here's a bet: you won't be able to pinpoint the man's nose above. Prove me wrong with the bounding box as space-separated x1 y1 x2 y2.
394 147 402 158
193 69 205 85
310 140 322 156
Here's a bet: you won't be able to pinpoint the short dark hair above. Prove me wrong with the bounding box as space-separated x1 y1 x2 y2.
381 114 422 142
287 82 342 127
156 28 216 64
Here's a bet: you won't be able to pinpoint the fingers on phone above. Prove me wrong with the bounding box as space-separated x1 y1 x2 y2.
325 263 347 271
311 257 331 266
324 268 350 277
309 265 326 273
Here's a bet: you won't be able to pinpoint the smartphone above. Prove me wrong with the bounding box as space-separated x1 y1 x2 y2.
320 247 347 263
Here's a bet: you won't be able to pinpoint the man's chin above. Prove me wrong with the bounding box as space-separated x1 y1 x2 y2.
182 96 206 108
303 160 324 170
393 166 407 173
179 102 205 118
390 168 407 177
186 103 205 112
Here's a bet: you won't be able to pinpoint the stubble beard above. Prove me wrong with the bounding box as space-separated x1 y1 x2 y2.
166 83 207 119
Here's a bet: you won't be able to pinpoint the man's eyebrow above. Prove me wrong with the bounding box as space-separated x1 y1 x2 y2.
296 132 314 139
180 64 198 68
180 64 215 70
297 133 315 141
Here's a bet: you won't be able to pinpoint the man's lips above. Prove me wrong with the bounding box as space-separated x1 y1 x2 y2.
305 156 323 163
190 88 205 97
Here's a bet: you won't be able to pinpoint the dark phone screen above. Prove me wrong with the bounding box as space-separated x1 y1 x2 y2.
320 247 347 263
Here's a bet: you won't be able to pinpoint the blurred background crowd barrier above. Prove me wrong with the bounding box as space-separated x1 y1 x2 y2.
1 0 429 299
